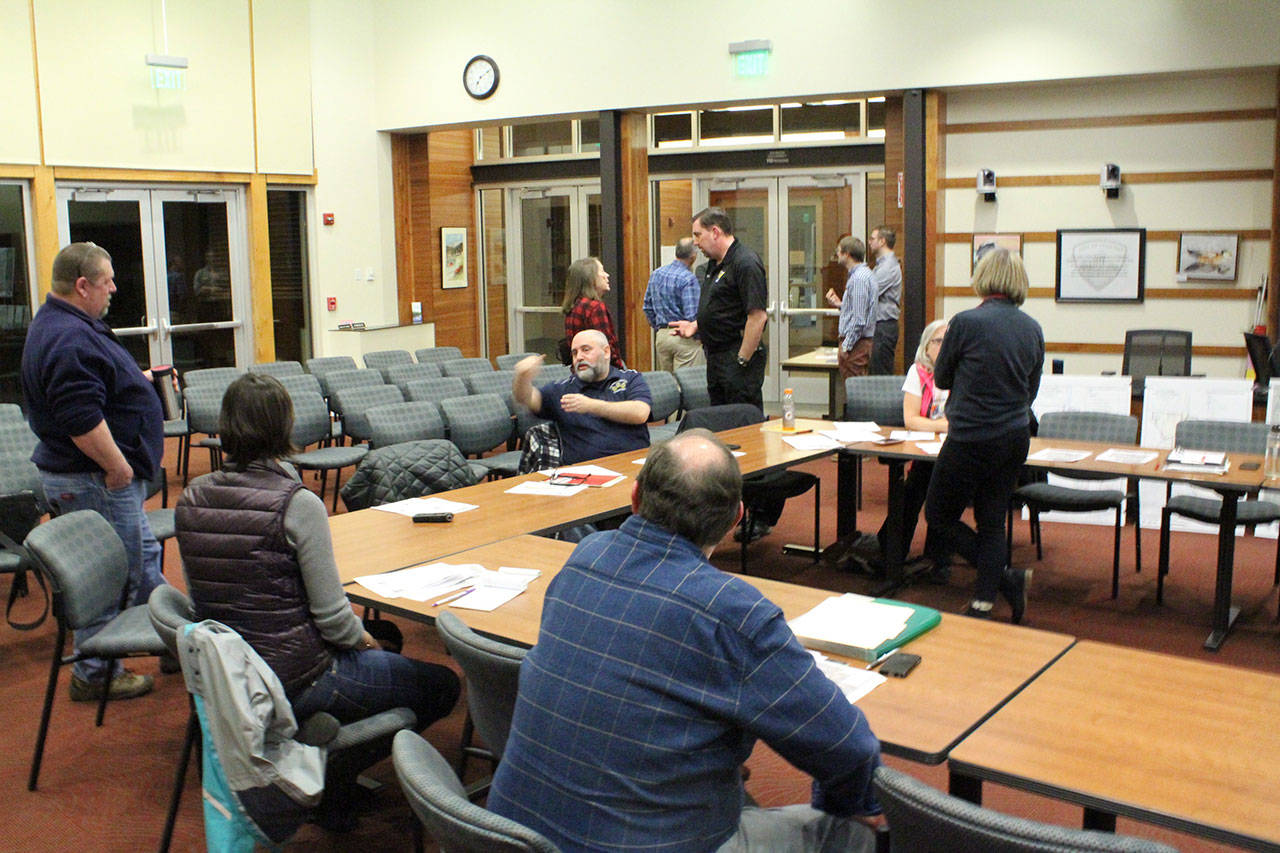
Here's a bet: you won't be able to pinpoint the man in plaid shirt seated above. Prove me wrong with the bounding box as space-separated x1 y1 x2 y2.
490 430 883 852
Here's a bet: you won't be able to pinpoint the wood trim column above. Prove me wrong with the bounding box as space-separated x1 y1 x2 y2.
391 133 418 328
31 165 58 301
247 173 275 362
619 112 651 371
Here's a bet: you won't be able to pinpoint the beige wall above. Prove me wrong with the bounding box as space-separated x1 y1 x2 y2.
0 0 39 165
253 0 315 175
940 70 1277 378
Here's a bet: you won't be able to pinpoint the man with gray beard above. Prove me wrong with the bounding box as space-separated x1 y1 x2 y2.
513 330 652 465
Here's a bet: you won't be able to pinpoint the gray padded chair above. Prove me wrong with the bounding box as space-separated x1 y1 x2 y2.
1158 419 1280 605
275 372 324 399
464 372 520 449
674 365 711 414
0 415 46 510
496 352 537 370
366 400 447 449
23 510 167 791
536 363 571 385
642 371 682 444
331 384 405 445
323 368 387 399
182 366 243 387
392 730 562 853
340 439 478 511
436 610 526 781
148 586 418 853
1009 411 1140 599
414 345 464 365
843 375 907 511
405 376 470 405
386 362 444 394
439 393 522 480
181 383 228 479
287 390 369 510
304 355 358 396
441 357 496 378
247 360 304 378
363 349 415 373
144 466 176 561
873 766 1177 852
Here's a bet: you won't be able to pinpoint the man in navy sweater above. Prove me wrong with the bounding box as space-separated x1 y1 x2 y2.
21 242 167 702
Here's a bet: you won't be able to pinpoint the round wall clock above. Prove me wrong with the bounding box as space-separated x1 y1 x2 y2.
463 55 499 100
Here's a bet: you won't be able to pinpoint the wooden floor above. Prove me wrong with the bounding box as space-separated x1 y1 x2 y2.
1 436 1276 851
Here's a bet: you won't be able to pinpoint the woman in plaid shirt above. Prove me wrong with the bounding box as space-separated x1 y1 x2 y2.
561 256 624 368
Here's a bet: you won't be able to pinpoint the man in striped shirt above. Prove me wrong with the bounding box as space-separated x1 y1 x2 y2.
490 430 882 852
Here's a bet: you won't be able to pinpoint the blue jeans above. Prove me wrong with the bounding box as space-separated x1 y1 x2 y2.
291 649 460 805
39 471 166 682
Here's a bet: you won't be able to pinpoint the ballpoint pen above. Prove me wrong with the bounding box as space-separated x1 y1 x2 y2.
432 587 475 607
865 646 901 671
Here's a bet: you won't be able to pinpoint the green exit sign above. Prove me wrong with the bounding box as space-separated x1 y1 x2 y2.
735 50 769 78
151 66 185 90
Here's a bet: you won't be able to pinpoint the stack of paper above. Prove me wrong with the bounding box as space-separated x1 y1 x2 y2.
1165 448 1230 474
449 566 542 611
823 422 884 444
372 496 479 517
787 593 915 661
1026 447 1093 463
354 563 542 612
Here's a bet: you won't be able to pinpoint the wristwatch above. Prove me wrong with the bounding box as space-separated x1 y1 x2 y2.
736 355 749 367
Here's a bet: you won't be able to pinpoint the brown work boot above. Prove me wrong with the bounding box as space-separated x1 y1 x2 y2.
69 670 154 702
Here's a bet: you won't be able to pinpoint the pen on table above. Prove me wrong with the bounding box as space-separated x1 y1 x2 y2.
432 587 475 607
865 647 901 671
784 428 814 436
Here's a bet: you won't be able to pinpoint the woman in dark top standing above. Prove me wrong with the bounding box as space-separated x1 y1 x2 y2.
924 248 1044 623
561 256 624 368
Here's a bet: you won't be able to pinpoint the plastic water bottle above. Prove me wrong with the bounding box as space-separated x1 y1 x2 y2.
1266 425 1280 481
782 388 796 432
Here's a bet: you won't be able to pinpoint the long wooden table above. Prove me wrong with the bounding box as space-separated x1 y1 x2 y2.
781 347 843 419
947 640 1280 851
344 534 1075 766
331 419 838 584
834 433 1267 650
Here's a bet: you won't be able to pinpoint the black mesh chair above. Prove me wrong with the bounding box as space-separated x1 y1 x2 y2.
1157 419 1280 606
677 405 819 574
844 375 907 511
1008 411 1140 599
1122 329 1192 396
874 766 1178 852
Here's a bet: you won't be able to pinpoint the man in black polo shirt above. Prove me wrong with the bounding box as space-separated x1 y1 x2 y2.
670 207 768 410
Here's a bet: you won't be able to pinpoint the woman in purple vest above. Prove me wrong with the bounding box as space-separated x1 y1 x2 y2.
176 373 460 830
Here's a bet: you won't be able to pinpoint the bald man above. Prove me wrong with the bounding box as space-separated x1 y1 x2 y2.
513 330 652 464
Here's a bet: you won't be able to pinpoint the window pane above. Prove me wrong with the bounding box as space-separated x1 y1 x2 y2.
699 107 774 146
480 189 508 357
579 118 600 153
267 189 309 362
653 112 692 149
867 99 886 138
162 201 232 325
0 184 30 405
511 120 573 157
780 100 861 142
476 126 502 160
67 200 149 333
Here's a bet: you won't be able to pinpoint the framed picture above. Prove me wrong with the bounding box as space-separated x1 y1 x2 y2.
1055 228 1145 303
441 227 468 289
1177 232 1238 281
971 233 1023 271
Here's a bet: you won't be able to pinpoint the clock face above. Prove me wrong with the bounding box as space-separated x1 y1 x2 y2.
463 55 499 100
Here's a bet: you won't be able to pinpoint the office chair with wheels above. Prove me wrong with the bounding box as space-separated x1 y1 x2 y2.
1122 329 1192 397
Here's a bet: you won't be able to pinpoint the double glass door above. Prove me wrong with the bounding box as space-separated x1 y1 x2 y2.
56 185 248 371
508 184 600 359
698 174 861 407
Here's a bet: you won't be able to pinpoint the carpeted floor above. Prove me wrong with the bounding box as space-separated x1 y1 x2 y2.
1 441 1275 851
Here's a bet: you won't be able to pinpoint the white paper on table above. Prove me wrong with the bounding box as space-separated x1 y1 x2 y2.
889 430 936 442
448 566 542 611
788 594 912 651
1095 448 1159 465
783 433 844 451
544 465 626 487
828 422 882 443
371 496 480 517
914 441 944 455
810 651 886 703
1026 447 1093 463
505 480 587 496
354 562 484 602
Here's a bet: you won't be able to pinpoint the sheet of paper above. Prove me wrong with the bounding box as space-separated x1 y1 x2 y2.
1166 448 1227 465
783 433 844 451
828 422 882 443
505 480 587 496
447 586 524 611
810 652 886 703
371 496 480 517
354 561 483 601
788 594 912 651
914 441 944 455
1026 447 1093 463
1095 448 1159 465
889 430 936 442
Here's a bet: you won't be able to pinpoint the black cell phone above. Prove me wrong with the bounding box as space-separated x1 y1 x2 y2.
413 512 454 523
726 444 741 450
1241 461 1261 471
878 652 921 678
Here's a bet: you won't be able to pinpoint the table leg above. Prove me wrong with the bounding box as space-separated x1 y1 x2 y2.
947 768 982 805
873 459 909 595
1083 808 1117 832
819 450 863 564
1204 490 1241 652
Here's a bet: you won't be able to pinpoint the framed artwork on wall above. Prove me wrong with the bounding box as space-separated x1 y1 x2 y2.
441 227 468 289
1177 232 1238 281
1055 228 1145 303
971 233 1023 270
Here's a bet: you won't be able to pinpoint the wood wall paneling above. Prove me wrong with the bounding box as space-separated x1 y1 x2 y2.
620 111 651 371
1270 69 1280 335
938 169 1272 190
944 108 1274 135
941 286 1257 301
941 230 1271 243
426 130 480 355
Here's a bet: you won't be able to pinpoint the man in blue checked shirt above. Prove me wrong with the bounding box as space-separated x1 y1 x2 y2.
490 430 883 852
825 235 876 379
643 236 704 372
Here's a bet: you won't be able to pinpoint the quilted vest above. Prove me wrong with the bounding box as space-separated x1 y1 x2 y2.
176 461 331 695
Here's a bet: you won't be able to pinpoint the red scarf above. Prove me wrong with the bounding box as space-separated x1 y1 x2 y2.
915 362 935 418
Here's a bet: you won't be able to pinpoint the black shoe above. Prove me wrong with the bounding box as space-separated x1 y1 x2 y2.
999 567 1031 625
962 604 992 620
733 520 771 544
850 532 882 561
925 562 952 586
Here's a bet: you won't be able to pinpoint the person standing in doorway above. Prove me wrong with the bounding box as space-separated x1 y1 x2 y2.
825 236 876 379
868 225 901 376
643 237 704 372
